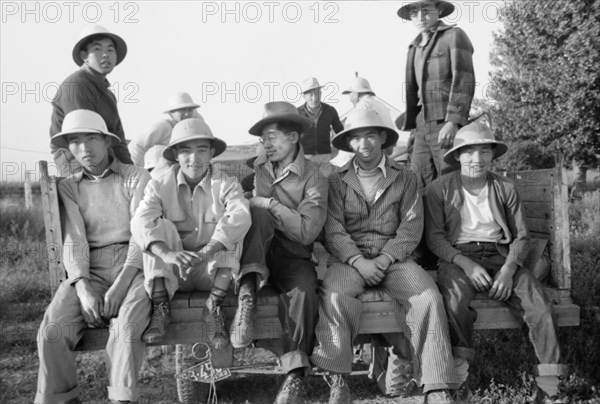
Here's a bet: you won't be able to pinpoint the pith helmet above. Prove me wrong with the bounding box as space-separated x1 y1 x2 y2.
51 109 120 146
332 109 399 152
163 118 227 162
443 121 508 167
342 76 375 96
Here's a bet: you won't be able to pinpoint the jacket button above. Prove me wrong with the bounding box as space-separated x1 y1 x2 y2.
457 106 463 111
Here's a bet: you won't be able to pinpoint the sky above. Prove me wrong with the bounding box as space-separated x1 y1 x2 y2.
0 0 504 181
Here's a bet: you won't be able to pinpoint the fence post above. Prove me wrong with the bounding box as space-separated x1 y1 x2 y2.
24 171 34 209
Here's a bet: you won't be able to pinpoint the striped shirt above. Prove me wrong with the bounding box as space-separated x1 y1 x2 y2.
325 155 423 263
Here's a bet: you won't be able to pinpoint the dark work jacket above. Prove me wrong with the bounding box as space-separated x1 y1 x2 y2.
298 102 344 155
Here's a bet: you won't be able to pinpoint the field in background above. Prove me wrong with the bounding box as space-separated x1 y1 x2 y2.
0 170 599 403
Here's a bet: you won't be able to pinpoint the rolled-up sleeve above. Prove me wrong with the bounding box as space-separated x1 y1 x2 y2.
131 179 167 251
124 168 151 269
211 177 251 250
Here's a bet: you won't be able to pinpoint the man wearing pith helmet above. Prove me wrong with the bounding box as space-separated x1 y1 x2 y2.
128 91 203 168
425 120 568 404
311 110 457 404
131 118 251 350
310 108 459 404
37 109 151 404
398 0 475 189
234 101 327 403
50 25 133 174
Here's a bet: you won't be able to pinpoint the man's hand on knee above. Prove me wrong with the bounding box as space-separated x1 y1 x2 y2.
75 279 105 327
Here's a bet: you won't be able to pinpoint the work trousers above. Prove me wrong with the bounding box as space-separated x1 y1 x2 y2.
35 244 151 403
310 259 458 393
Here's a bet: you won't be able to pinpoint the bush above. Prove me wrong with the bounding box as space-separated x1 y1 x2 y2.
493 140 556 172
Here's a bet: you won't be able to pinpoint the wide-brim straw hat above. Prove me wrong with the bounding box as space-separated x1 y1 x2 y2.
332 109 399 153
301 77 323 94
72 25 127 66
51 109 120 146
443 121 508 167
397 0 455 20
249 101 312 136
164 92 200 113
163 118 227 162
341 76 375 95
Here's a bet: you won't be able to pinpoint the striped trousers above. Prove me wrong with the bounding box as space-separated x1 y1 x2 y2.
310 259 458 392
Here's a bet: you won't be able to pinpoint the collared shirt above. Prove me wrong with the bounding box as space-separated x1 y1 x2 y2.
58 159 150 284
132 163 250 253
50 64 132 164
253 145 328 252
425 170 530 267
325 155 423 264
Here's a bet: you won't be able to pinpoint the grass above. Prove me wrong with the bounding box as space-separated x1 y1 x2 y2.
1 178 599 403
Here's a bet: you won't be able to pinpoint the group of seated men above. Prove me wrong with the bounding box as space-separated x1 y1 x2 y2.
36 103 567 404
36 3 567 404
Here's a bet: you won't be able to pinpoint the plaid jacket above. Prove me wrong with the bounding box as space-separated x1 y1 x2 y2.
324 155 423 264
403 22 475 130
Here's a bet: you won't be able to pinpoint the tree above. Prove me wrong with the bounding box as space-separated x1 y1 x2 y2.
487 0 600 186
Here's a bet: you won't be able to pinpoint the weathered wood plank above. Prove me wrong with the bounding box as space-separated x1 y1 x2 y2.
521 202 552 220
39 161 66 294
502 169 553 187
515 185 552 202
551 166 571 289
526 218 552 234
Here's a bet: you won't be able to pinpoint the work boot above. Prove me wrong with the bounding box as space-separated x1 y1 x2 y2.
324 374 352 404
424 389 456 404
273 372 306 404
230 281 257 348
142 295 171 344
203 297 229 350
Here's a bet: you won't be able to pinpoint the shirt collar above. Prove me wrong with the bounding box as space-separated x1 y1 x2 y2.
176 164 213 190
255 144 307 181
81 64 111 88
353 153 387 178
73 158 120 182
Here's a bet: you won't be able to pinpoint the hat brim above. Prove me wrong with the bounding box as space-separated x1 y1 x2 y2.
162 135 227 162
301 85 323 94
397 0 455 20
443 140 508 167
72 32 127 66
164 103 201 113
342 89 376 96
51 129 121 147
331 125 399 153
248 114 312 136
